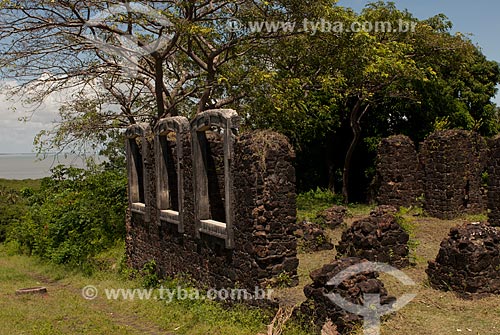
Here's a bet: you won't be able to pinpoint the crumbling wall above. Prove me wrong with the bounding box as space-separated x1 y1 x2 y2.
487 136 500 226
419 130 487 219
234 131 298 287
125 114 298 290
375 130 489 219
335 206 410 268
298 257 395 334
426 223 500 298
375 135 422 207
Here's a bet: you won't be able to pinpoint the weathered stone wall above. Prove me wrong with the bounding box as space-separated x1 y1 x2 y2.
298 257 395 334
375 135 422 207
420 130 487 219
234 131 298 287
293 221 334 253
335 206 410 268
376 130 488 219
487 136 500 226
126 123 298 290
426 223 500 298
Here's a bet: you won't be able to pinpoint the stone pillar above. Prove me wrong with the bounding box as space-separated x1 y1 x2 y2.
375 135 422 208
488 136 500 226
419 130 487 219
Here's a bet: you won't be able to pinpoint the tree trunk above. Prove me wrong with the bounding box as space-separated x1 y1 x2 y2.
154 56 166 118
326 132 336 193
198 61 215 113
328 164 336 194
342 100 369 203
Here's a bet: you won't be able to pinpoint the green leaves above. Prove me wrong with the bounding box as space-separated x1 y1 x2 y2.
11 165 127 267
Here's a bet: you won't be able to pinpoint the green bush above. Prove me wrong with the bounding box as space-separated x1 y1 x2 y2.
9 165 127 267
296 187 343 210
296 187 344 222
0 184 31 243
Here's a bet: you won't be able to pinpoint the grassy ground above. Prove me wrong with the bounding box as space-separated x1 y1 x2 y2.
279 207 500 335
0 244 285 335
1 180 500 334
3 209 499 335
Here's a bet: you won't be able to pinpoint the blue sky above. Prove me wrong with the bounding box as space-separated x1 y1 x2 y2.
337 0 500 105
1 1 500 153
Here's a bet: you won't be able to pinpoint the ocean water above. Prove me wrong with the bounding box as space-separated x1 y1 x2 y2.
0 153 101 180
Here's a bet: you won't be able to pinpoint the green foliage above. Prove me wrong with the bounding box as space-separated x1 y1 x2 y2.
296 187 344 222
481 171 489 187
462 212 488 222
296 187 343 210
275 271 293 288
8 165 127 267
141 259 161 289
0 179 39 243
395 207 421 263
433 116 452 131
244 1 500 198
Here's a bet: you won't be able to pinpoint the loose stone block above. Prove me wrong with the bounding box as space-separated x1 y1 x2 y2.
297 257 395 334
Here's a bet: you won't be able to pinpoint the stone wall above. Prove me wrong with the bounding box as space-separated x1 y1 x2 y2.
420 130 487 219
125 111 298 290
234 131 298 287
375 135 422 207
426 223 500 298
487 136 500 226
375 130 488 219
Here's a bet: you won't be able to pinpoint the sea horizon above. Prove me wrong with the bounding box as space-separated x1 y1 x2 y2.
0 153 103 180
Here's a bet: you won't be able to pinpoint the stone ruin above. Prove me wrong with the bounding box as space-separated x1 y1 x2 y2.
420 130 487 219
125 110 298 290
293 221 334 253
376 130 490 219
298 257 395 334
487 136 500 226
315 205 348 229
426 222 500 298
335 206 410 268
374 135 422 208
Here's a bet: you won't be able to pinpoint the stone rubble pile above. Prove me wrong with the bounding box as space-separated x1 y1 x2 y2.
427 222 500 298
336 206 410 268
298 257 395 334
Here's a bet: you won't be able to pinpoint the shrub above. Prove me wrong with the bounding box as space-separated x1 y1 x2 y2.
296 187 343 210
0 184 31 243
9 165 127 267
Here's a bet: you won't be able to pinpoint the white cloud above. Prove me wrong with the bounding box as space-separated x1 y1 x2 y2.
0 80 61 153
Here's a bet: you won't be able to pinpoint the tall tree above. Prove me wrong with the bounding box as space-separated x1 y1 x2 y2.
244 1 500 202
0 0 314 152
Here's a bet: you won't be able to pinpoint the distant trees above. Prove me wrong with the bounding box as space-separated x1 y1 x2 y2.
243 2 500 201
